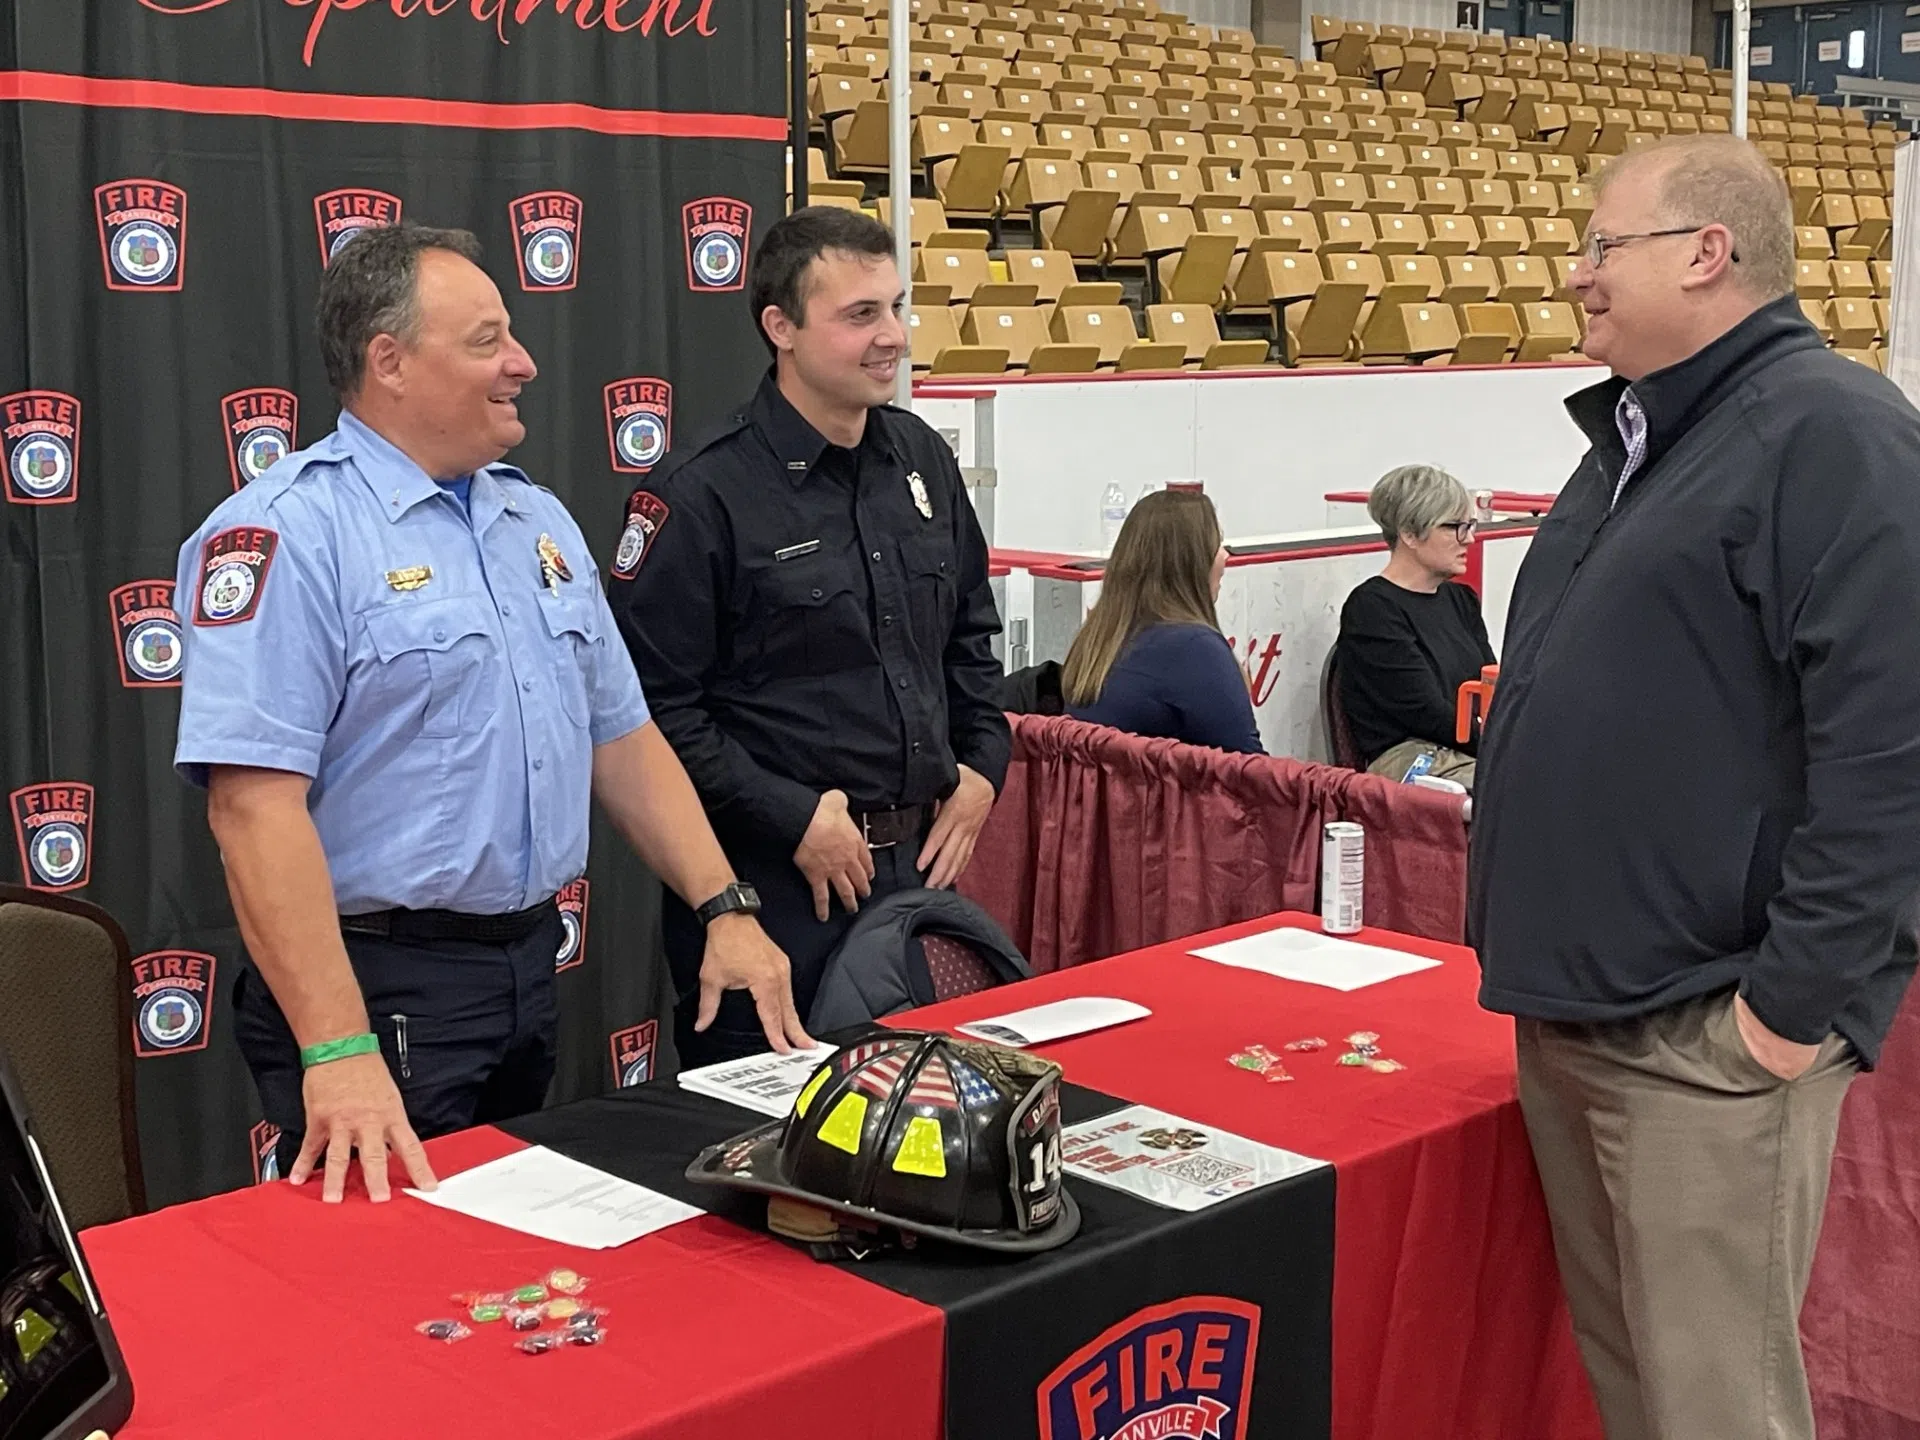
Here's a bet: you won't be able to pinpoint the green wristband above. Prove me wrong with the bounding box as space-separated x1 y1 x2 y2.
300 1033 381 1069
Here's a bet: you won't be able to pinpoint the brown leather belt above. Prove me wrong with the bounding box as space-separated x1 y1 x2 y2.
850 804 931 850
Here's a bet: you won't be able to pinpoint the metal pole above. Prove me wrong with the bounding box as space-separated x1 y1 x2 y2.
889 0 914 407
1731 0 1751 139
790 0 809 209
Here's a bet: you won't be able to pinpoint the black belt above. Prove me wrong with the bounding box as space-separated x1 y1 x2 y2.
340 897 558 944
849 803 932 850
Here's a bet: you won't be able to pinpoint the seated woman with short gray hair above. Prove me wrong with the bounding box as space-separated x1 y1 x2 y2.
1335 464 1495 788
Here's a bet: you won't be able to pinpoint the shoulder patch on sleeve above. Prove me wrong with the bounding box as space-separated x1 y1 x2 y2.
193 525 280 626
611 491 670 580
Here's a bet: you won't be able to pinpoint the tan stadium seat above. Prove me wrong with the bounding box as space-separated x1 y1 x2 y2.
1872 259 1893 296
1199 163 1258 206
1153 231 1240 307
1467 179 1515 217
1559 184 1595 235
1374 212 1430 254
962 305 1098 371
1516 301 1582 361
1317 210 1378 253
830 99 893 176
1094 125 1152 162
1427 213 1482 256
1497 255 1553 305
1447 145 1496 181
1453 301 1520 363
1310 170 1368 213
1364 173 1419 214
1145 303 1272 367
1418 176 1468 214
1111 199 1195 273
1282 251 1382 364
1260 135 1313 170
1357 141 1407 174
1831 260 1874 298
1442 255 1498 305
928 142 1011 221
1361 298 1462 364
1529 217 1578 256
1479 215 1528 256
1403 143 1451 178
1196 205 1258 252
1254 167 1315 211
1003 248 1079 307
1842 195 1891 257
1794 261 1833 302
1050 303 1140 365
1385 252 1444 299
908 306 1008 375
1513 181 1560 219
1828 298 1877 349
913 247 996 306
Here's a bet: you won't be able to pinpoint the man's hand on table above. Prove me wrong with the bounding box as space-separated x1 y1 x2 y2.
290 1052 438 1203
696 913 816 1054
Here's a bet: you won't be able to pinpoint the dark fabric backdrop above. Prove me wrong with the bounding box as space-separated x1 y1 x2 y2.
0 0 784 1205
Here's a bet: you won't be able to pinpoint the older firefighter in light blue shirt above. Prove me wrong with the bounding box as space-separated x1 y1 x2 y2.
175 223 811 1205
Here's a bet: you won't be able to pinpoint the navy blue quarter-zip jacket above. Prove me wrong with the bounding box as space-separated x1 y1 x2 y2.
1470 296 1920 1066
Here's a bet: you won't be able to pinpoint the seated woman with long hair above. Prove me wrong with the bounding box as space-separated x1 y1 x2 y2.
1336 464 1495 788
1062 489 1264 755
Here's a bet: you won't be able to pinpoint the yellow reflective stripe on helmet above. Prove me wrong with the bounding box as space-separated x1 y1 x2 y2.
817 1092 868 1154
793 1066 830 1118
891 1115 948 1178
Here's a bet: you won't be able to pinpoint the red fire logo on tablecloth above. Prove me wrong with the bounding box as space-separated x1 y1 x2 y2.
604 378 672 473
222 388 299 490
314 188 403 267
109 580 184 688
95 179 186 291
9 783 95 893
682 197 751 292
609 1021 658 1089
131 950 217 1057
2 390 81 506
511 191 583 291
1038 1297 1261 1440
556 878 589 972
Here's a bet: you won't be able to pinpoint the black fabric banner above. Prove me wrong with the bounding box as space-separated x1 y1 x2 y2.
509 1080 1337 1440
0 1 785 1206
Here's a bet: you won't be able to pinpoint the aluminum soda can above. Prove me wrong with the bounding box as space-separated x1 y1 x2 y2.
1321 821 1365 935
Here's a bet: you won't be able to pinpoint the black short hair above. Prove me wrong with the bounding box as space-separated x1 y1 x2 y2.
315 222 484 401
747 206 895 356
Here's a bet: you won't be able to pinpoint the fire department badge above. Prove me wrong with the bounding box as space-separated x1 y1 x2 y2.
1038 1297 1262 1440
314 187 403 266
556 878 589 972
511 191 583 291
2 390 81 506
604 378 672 473
610 491 670 580
193 526 280 626
251 1121 282 1184
682 197 751 292
221 388 299 490
610 1021 658 1089
10 782 94 893
131 950 217 1057
109 580 184 688
94 179 186 291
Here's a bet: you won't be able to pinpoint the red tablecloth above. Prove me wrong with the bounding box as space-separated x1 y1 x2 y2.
904 913 1603 1440
84 1125 944 1440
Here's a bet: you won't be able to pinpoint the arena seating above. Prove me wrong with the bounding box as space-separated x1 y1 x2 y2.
800 3 1899 373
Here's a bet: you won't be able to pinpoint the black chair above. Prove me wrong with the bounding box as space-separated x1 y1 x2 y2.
1321 642 1365 771
0 886 146 1229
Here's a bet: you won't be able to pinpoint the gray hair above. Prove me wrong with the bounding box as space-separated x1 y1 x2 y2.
316 222 484 402
1369 464 1471 547
1595 135 1795 301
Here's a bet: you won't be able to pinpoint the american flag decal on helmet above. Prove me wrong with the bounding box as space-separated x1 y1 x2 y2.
848 1043 960 1108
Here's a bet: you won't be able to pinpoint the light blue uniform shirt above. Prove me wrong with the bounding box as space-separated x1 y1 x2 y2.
173 410 650 915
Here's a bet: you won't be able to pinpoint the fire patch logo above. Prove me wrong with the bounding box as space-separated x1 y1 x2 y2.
610 1021 658 1089
251 1121 282 1184
511 192 583 291
682 197 751 292
610 491 669 581
556 878 589 972
604 378 672 473
314 188 403 266
131 950 217 1057
193 526 279 627
2 390 81 506
94 180 186 291
9 783 94 893
1038 1297 1261 1440
109 580 184 688
222 388 299 490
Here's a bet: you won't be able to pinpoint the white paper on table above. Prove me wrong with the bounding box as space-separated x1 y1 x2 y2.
955 996 1151 1047
405 1146 703 1249
1189 927 1441 992
1060 1105 1328 1212
675 1044 837 1118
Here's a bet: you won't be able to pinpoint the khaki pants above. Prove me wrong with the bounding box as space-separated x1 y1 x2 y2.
1367 739 1476 789
1515 992 1857 1440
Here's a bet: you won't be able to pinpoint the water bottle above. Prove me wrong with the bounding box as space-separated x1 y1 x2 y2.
1100 483 1128 552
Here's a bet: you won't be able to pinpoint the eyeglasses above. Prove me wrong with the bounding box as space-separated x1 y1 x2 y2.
1437 519 1478 542
1582 225 1737 270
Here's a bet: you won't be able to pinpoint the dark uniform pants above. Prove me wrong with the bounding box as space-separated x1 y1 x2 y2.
234 909 563 1177
665 821 930 1069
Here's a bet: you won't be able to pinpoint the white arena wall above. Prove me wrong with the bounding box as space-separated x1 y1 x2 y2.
920 362 1599 558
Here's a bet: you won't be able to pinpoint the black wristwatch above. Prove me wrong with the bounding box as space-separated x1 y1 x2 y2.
694 881 762 927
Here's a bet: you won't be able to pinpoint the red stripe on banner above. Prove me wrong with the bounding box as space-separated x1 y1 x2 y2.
0 69 787 140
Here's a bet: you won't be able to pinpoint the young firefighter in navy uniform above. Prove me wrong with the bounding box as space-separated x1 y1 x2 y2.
609 208 1009 1066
